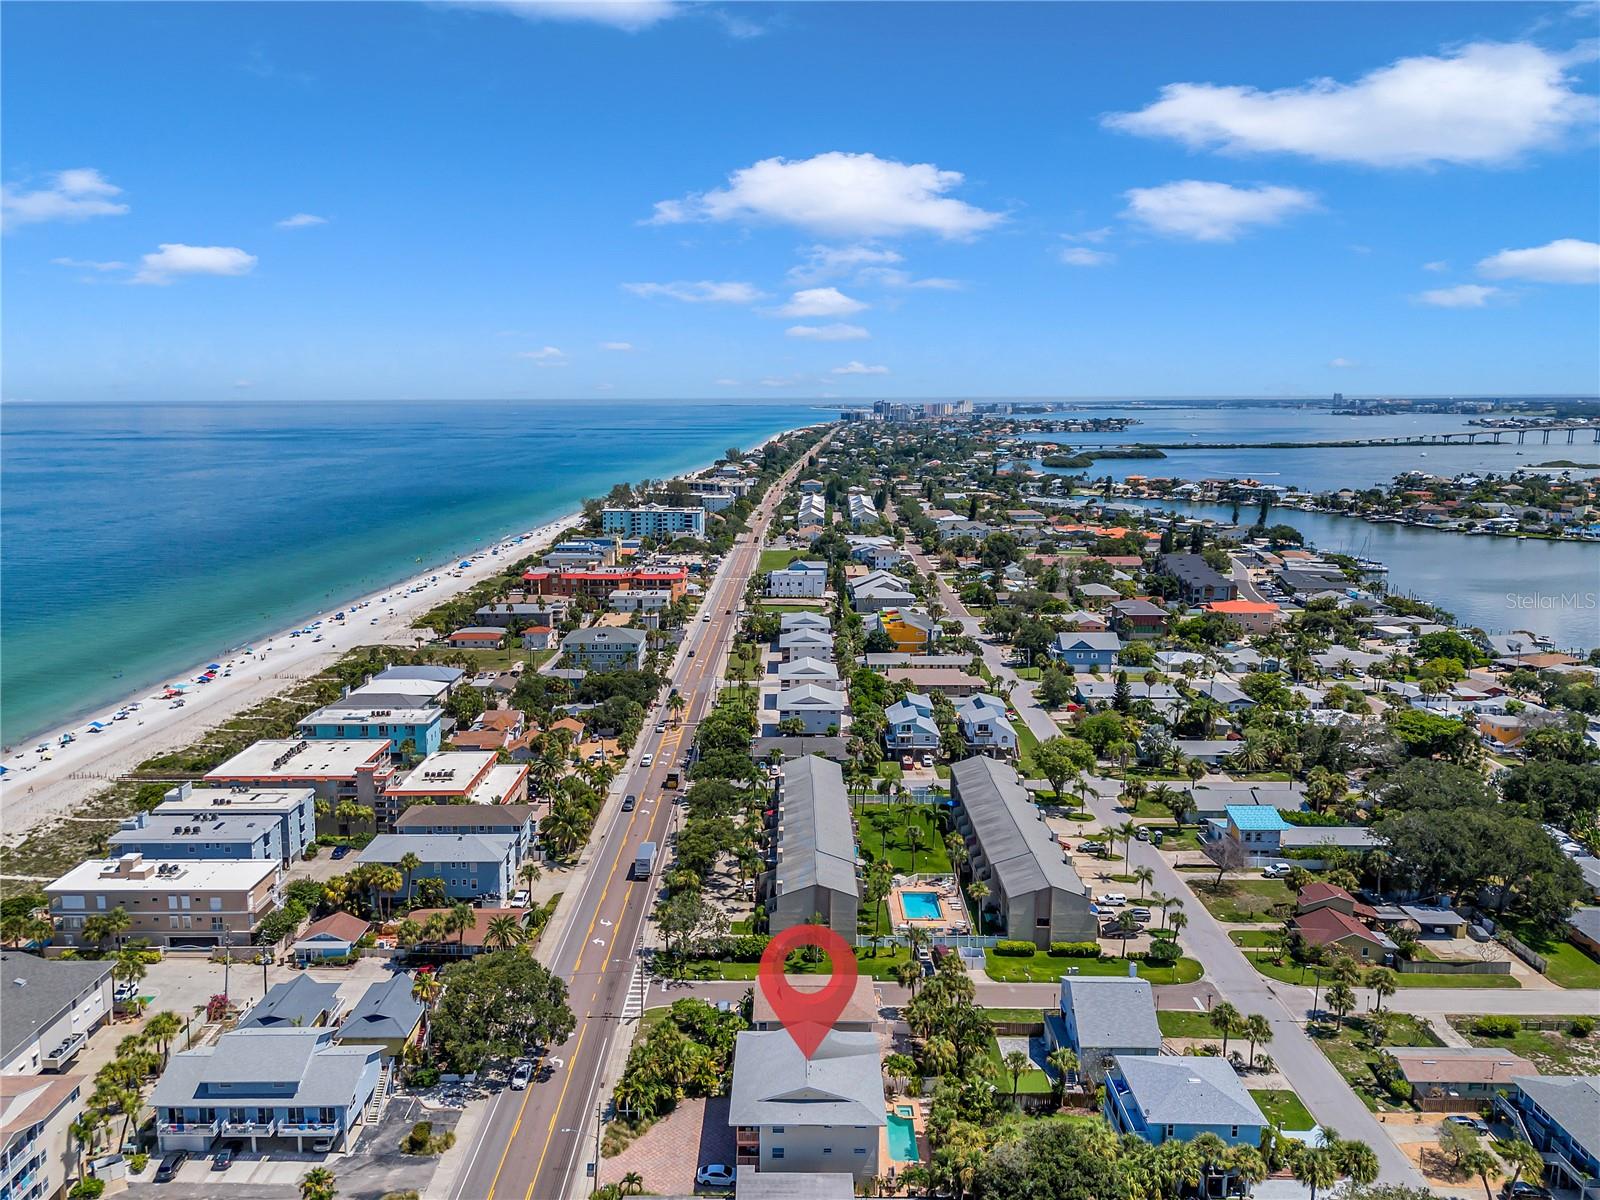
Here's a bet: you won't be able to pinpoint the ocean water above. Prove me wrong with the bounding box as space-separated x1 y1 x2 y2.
0 399 821 745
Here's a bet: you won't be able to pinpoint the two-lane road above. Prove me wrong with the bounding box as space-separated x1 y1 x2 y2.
450 442 823 1200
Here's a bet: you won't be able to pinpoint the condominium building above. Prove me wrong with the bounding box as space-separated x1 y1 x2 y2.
154 784 317 865
600 506 706 540
45 855 283 950
764 756 858 938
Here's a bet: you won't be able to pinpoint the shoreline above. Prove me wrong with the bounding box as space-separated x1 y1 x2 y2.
0 424 810 852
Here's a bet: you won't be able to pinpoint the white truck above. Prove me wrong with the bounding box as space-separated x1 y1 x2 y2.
633 842 657 880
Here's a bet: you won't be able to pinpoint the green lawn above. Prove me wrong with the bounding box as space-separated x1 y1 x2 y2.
1242 952 1521 989
1156 1009 1224 1038
986 1037 1054 1094
415 644 554 672
984 951 1204 985
679 946 911 981
1250 1089 1315 1131
1309 1012 1442 1113
758 601 826 614
725 643 763 682
758 548 809 572
1451 1018 1600 1074
1016 720 1042 778
1498 920 1600 989
1193 879 1294 923
1229 930 1282 949
985 1008 1048 1025
856 803 952 875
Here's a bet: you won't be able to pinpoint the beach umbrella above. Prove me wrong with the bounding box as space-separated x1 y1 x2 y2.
207 663 222 670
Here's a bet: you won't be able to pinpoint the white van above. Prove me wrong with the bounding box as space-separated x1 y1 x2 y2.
1096 893 1127 907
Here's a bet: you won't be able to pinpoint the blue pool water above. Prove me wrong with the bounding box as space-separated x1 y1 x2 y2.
887 1111 919 1163
901 891 942 921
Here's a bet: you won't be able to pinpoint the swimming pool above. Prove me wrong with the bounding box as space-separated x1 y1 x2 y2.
900 890 942 921
887 1110 920 1162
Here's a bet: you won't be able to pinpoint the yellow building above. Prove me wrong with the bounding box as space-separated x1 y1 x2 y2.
873 608 940 654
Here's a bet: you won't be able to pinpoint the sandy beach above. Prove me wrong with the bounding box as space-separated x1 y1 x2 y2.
0 509 580 854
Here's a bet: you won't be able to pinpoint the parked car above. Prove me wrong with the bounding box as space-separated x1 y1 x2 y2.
696 1164 736 1188
1129 908 1153 922
1097 893 1127 906
622 795 636 812
921 753 935 767
901 754 914 768
1446 1115 1491 1135
1262 863 1290 878
511 890 529 907
154 1151 188 1182
331 845 350 860
211 1147 234 1171
1151 829 1165 847
1501 1184 1552 1200
510 1060 534 1090
1135 826 1150 842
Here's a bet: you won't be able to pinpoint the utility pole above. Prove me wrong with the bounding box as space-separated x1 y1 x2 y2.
591 1099 603 1196
221 930 233 1002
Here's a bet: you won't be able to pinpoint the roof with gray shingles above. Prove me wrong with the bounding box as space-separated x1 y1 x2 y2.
950 757 1086 900
1060 978 1161 1052
726 1030 886 1128
1115 1055 1266 1129
1512 1075 1600 1163
359 832 517 866
1568 906 1600 944
0 954 112 1064
341 975 425 1043
774 756 858 898
237 975 340 1029
149 1027 379 1109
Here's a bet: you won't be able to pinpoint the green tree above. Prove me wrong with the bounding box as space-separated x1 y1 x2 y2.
429 951 576 1074
1209 1001 1241 1058
298 1166 338 1200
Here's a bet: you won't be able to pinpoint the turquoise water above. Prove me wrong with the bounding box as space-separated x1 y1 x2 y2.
0 399 820 745
887 1110 919 1162
900 891 943 920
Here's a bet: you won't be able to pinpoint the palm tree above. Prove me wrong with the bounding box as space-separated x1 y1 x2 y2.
399 852 422 907
1210 1001 1241 1058
411 971 442 1010
620 1171 645 1197
1291 1146 1341 1200
1045 1047 1078 1108
1112 820 1138 863
1366 966 1398 1012
1243 1013 1273 1068
145 1010 183 1065
1132 866 1154 900
1002 1049 1030 1107
448 902 477 951
668 691 686 724
69 1111 105 1179
484 913 526 950
1324 981 1357 1028
1168 910 1188 939
519 861 543 893
299 1166 338 1200
968 880 989 927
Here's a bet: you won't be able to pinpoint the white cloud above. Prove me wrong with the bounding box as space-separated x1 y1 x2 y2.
2 167 128 231
1063 226 1115 244
1060 246 1115 267
647 151 1004 240
786 323 870 341
1329 357 1359 368
1104 41 1597 168
599 341 635 351
1477 237 1600 284
1423 260 1450 272
1121 180 1318 242
714 378 741 387
132 243 257 285
276 213 327 229
776 287 867 318
517 346 568 366
1415 284 1500 308
623 280 764 304
855 267 963 290
788 243 902 284
450 0 678 31
831 361 889 375
51 257 128 272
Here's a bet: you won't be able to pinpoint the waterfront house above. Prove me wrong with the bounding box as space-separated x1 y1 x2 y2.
445 627 506 650
1498 1075 1600 1198
474 602 564 629
521 565 688 601
45 855 282 951
357 832 520 902
728 1030 885 1181
0 1072 86 1200
1046 977 1162 1082
0 955 112 1077
949 758 1095 948
1158 553 1238 604
206 739 396 819
338 976 425 1062
773 684 846 736
1388 1047 1533 1111
765 756 859 940
292 912 371 966
600 505 706 540
238 976 341 1030
150 1026 382 1155
561 627 647 671
883 694 939 755
1050 631 1123 671
1104 1055 1267 1158
767 560 829 599
955 694 1017 757
154 784 316 866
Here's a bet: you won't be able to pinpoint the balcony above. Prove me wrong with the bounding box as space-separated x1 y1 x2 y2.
159 1120 219 1136
221 1119 276 1137
279 1120 340 1138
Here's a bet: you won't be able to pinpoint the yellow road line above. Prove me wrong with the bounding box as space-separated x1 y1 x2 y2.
484 1084 537 1200
524 1021 590 1200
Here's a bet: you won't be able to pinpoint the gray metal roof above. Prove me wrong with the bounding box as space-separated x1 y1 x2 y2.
110 811 274 847
1060 978 1161 1052
149 1027 379 1109
734 1169 855 1199
776 684 845 710
373 665 463 684
1568 906 1600 944
774 756 858 899
1512 1075 1600 1163
726 1030 886 1128
0 954 112 1064
394 804 534 831
359 832 517 865
562 627 647 648
237 975 340 1029
951 757 1086 900
340 976 424 1042
1053 631 1123 652
1115 1055 1266 1129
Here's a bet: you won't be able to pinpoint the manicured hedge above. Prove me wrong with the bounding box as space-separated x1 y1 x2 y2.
995 940 1037 957
1048 941 1102 958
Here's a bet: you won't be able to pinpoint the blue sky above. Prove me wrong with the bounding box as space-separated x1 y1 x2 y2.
3 0 1598 401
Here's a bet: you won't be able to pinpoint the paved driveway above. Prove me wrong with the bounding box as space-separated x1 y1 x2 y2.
598 1095 734 1197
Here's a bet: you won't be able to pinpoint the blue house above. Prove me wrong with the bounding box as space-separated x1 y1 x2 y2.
153 784 317 865
1220 804 1292 852
1105 1056 1268 1160
884 693 939 754
110 809 282 862
1050 631 1123 671
357 832 520 901
150 1026 381 1155
1499 1076 1600 1199
295 703 444 757
1046 977 1162 1082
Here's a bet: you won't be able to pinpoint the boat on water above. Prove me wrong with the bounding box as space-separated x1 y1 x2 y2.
1352 556 1389 573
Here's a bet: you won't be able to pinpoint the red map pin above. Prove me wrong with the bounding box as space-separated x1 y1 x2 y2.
757 924 858 1059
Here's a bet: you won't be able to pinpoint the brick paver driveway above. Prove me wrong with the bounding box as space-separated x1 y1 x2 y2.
599 1096 734 1195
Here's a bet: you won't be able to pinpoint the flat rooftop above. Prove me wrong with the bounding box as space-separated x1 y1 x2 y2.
156 785 313 813
207 739 392 782
387 750 498 796
46 855 279 893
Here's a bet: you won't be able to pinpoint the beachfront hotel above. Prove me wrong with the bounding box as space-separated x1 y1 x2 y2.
520 565 688 600
599 505 707 540
153 783 317 864
205 739 396 815
376 751 529 829
44 854 283 950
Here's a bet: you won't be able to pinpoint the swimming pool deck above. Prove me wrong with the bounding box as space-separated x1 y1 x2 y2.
889 879 970 932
